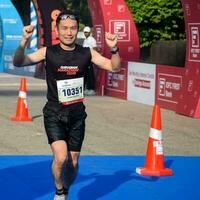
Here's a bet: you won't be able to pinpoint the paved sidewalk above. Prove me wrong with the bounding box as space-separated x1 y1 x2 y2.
0 73 200 155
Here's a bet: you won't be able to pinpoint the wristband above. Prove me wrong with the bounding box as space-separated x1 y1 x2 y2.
110 46 119 54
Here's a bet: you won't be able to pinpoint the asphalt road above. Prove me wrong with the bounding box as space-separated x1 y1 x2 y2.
0 73 200 156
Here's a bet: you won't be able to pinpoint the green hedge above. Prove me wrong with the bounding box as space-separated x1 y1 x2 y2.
125 0 185 47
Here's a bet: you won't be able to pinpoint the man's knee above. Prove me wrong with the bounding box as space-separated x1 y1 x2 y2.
54 154 67 168
69 152 80 168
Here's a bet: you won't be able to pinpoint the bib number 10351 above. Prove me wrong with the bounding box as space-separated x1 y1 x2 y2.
57 77 84 105
62 86 83 97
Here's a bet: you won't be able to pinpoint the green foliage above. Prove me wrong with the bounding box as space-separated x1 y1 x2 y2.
125 0 185 47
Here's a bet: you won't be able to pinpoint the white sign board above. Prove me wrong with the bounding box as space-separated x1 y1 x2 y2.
127 62 156 105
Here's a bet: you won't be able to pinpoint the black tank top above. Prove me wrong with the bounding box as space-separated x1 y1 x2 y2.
45 44 91 103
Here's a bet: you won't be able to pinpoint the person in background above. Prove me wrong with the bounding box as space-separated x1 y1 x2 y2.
83 26 97 96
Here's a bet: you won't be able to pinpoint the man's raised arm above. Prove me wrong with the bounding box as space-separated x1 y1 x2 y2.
13 25 46 67
91 32 121 72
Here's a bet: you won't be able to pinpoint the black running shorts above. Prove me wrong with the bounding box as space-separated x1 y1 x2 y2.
43 102 87 152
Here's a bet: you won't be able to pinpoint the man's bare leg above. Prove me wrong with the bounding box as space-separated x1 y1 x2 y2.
51 140 68 190
62 151 80 190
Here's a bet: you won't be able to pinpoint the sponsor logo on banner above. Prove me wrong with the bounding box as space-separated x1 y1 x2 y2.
129 72 153 90
51 9 60 45
189 23 200 62
185 4 191 16
104 0 112 5
187 80 193 92
158 73 182 103
107 68 126 92
128 46 134 53
4 55 12 62
4 55 14 70
95 25 103 45
95 25 104 52
0 4 11 8
5 35 22 41
128 62 155 105
3 19 17 24
134 79 151 89
118 5 126 12
109 20 130 41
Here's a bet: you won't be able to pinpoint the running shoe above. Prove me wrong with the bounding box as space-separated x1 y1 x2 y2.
87 90 96 96
54 194 67 200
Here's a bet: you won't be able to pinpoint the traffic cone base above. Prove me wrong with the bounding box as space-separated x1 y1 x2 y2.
136 167 173 176
10 116 32 122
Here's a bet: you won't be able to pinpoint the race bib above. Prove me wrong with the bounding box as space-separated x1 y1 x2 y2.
57 77 84 105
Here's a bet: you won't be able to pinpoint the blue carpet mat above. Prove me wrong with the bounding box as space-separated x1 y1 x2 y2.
0 156 199 200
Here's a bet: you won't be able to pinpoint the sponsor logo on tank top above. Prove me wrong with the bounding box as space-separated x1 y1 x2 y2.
57 66 79 75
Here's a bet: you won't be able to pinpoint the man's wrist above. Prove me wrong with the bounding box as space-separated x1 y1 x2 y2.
20 37 28 48
110 46 119 54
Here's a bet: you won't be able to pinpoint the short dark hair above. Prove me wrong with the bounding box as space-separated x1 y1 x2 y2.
56 10 79 27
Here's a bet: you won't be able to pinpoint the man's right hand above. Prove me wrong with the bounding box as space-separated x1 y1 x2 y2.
23 25 34 40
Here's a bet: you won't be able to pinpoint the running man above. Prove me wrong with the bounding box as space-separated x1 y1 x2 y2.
13 10 120 200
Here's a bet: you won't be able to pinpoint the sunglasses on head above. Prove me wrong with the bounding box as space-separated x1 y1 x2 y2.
58 14 78 21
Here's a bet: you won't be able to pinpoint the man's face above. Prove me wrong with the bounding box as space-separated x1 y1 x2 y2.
57 18 78 47
84 31 90 38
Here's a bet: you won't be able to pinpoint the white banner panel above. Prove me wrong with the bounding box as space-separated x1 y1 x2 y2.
128 62 156 105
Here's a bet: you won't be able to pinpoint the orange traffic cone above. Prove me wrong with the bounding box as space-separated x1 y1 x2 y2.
136 105 172 176
10 78 32 122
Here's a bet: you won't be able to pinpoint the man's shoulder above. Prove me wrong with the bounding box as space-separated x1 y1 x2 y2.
88 36 96 42
86 36 97 48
